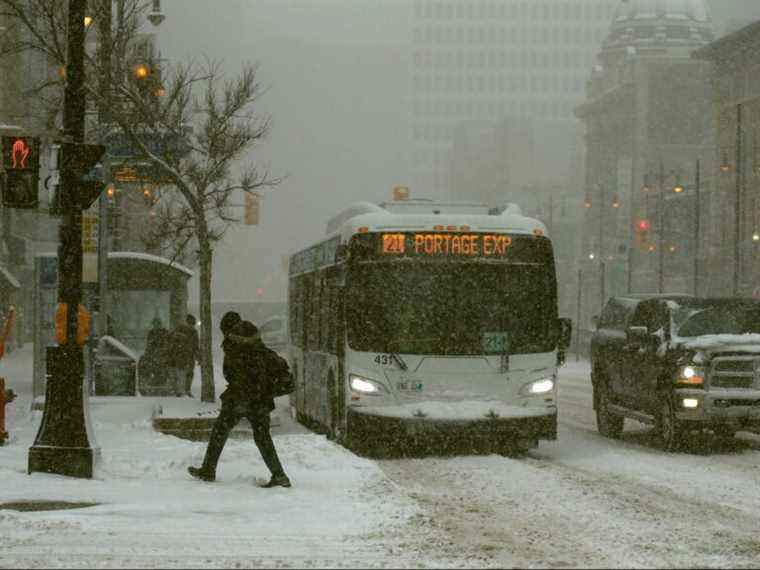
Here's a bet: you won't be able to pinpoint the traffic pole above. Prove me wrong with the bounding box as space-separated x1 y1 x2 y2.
0 377 7 445
28 0 98 478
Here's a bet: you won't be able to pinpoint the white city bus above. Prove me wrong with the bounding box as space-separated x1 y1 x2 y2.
287 200 571 456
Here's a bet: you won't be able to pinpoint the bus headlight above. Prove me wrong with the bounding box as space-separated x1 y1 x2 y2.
349 374 386 395
521 377 555 396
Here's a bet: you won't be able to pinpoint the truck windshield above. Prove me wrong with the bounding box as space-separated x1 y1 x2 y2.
346 261 557 355
675 305 760 338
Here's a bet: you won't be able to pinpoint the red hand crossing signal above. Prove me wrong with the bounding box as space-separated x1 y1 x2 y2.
1 136 40 209
2 136 39 172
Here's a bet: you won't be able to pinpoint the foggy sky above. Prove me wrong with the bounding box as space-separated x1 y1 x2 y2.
158 0 760 305
159 0 411 304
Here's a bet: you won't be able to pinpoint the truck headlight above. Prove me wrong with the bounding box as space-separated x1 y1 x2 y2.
349 374 386 395
521 377 555 396
676 365 704 386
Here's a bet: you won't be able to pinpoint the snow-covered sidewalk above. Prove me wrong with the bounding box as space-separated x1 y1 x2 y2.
0 346 446 568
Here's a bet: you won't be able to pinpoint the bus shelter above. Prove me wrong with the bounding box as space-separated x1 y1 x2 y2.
33 252 193 401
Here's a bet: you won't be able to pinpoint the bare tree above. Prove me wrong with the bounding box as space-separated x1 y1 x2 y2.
0 0 281 402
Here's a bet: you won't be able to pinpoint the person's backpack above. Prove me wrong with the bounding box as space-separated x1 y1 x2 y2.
264 349 295 397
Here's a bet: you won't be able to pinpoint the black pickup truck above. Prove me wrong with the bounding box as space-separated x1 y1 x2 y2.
590 295 760 450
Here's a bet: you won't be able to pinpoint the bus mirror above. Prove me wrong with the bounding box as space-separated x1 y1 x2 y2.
335 244 348 263
626 326 650 348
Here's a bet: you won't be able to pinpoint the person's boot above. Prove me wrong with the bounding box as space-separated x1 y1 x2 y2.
188 465 215 482
259 473 291 488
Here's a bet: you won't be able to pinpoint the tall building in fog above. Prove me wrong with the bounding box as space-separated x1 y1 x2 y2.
575 0 715 329
409 0 619 199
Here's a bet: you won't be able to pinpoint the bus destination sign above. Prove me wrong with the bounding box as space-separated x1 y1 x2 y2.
381 233 513 257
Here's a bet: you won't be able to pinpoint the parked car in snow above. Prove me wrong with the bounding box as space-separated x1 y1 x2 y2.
259 314 287 351
590 295 760 450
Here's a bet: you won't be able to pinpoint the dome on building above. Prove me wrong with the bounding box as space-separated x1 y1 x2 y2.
605 0 714 49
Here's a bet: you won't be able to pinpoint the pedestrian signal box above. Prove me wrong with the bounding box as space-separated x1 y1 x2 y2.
49 142 107 214
1 136 40 209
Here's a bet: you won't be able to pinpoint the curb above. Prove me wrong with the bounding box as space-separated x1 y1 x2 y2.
151 403 281 442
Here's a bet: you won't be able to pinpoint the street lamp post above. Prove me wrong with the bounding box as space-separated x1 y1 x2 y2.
96 0 112 339
28 0 97 479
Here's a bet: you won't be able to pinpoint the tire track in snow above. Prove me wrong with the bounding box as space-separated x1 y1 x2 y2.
381 448 760 569
520 451 760 568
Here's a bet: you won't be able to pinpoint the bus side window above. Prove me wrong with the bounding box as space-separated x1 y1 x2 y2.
321 275 331 353
327 278 338 354
302 274 313 349
289 278 300 347
307 275 321 351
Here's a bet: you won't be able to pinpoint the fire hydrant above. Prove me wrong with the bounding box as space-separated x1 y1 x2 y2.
0 377 15 446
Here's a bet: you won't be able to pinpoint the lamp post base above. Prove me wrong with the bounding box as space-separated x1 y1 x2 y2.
28 445 96 479
27 346 98 479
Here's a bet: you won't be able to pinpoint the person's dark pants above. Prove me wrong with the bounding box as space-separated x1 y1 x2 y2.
201 401 285 478
185 368 194 395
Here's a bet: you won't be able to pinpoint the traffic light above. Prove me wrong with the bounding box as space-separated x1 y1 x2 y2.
393 185 409 201
1 136 40 209
245 192 259 225
53 142 107 213
635 218 651 248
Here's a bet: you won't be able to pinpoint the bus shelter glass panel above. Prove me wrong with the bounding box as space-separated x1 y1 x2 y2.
108 289 170 353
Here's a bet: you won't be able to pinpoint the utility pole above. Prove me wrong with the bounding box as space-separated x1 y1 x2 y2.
96 0 112 338
694 158 700 296
598 182 605 311
28 0 100 479
734 103 743 296
658 159 665 294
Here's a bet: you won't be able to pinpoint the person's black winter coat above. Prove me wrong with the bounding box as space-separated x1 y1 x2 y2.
167 323 199 369
220 324 275 412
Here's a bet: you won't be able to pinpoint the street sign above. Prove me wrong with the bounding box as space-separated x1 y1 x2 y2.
104 129 191 161
112 161 174 184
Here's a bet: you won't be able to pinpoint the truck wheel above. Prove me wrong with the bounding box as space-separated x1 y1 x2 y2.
656 398 684 451
595 384 624 438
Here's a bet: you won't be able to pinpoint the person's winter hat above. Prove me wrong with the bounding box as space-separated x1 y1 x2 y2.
236 320 259 338
220 311 242 335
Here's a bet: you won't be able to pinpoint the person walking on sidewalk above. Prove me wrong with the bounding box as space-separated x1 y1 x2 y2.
168 316 199 398
188 315 291 488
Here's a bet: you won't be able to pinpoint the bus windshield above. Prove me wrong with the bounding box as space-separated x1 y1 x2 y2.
346 261 556 356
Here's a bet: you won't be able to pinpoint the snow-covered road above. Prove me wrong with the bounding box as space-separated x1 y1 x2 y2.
379 360 760 568
2 351 760 568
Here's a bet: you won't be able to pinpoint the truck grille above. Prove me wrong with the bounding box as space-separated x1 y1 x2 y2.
710 356 759 389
